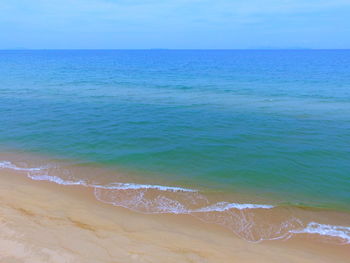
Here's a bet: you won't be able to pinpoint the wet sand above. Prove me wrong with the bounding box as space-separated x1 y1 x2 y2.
0 168 348 263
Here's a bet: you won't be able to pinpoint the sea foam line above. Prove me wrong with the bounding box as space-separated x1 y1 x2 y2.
97 182 197 192
0 161 273 209
290 222 350 244
0 161 196 192
194 201 274 212
27 174 87 186
0 160 44 171
2 160 350 244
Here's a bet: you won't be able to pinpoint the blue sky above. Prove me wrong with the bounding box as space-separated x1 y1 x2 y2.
1 0 350 49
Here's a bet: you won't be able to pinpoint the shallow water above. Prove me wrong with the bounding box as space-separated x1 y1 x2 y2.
1 158 350 244
0 50 350 243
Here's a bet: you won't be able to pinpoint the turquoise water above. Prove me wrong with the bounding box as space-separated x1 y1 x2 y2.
1 50 350 211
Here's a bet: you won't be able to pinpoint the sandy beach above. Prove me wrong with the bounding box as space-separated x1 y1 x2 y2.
1 1 350 260
0 167 348 263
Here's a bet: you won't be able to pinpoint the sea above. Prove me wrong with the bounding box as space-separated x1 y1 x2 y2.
0 50 349 244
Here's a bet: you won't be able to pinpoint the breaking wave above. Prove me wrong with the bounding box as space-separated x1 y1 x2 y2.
291 222 350 244
1 160 349 244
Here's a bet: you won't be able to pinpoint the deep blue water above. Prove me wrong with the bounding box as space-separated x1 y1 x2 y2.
0 50 350 210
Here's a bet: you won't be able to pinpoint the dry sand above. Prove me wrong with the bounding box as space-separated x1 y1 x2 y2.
0 169 348 263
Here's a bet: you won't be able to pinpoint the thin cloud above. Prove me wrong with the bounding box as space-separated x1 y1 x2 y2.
0 0 349 48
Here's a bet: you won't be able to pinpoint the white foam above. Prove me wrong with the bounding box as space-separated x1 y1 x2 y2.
0 161 197 192
290 222 350 244
0 161 275 214
3 160 350 245
0 161 44 171
99 182 197 192
27 174 86 186
194 201 274 212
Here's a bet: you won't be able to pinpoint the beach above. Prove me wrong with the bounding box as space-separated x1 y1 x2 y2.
1 50 350 262
0 157 349 263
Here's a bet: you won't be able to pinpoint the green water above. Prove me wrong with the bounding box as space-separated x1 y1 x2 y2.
0 50 349 211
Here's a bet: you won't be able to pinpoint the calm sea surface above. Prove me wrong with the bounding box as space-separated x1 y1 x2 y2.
1 50 350 211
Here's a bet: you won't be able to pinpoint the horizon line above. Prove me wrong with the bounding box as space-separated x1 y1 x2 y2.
1 48 350 51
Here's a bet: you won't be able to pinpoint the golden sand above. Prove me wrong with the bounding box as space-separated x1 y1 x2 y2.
0 169 348 263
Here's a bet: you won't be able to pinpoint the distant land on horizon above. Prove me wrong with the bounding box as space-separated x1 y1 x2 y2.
2 47 346 51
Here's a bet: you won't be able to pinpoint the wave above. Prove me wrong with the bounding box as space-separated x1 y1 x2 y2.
290 222 350 244
194 201 274 212
0 160 44 171
96 182 197 192
27 173 87 186
1 160 349 244
0 162 196 192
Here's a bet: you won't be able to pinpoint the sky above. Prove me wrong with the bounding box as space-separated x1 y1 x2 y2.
1 0 350 49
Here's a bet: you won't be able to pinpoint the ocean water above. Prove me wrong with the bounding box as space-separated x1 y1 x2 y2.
0 50 350 243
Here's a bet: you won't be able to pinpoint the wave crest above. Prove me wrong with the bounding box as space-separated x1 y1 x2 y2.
1 160 349 244
291 222 350 244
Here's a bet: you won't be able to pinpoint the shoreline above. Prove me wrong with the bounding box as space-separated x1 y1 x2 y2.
1 150 348 212
0 151 350 245
0 168 349 262
1 49 350 263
